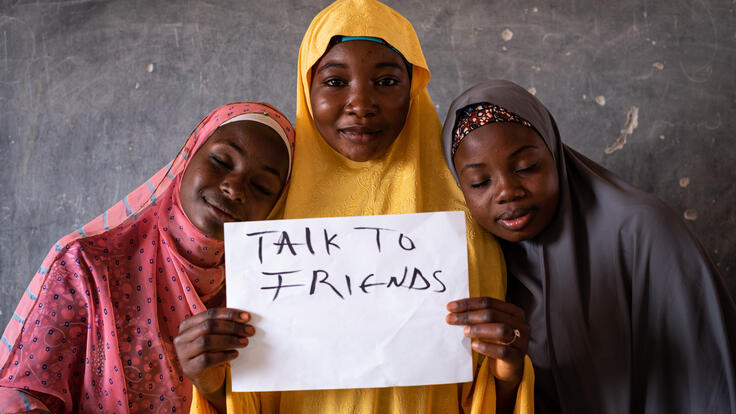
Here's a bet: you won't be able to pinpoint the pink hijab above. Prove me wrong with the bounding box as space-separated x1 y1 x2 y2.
0 102 295 413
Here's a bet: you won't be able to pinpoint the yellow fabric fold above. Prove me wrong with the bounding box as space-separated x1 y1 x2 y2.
214 0 533 413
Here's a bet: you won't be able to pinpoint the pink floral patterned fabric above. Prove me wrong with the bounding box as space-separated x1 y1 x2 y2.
0 102 295 413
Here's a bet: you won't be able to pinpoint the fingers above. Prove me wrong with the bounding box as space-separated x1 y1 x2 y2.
447 297 525 319
189 350 241 372
174 308 256 367
176 318 254 344
464 323 527 351
471 340 525 361
176 334 250 360
178 308 250 333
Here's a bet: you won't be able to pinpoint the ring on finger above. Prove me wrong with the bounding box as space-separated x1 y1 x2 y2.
500 328 521 346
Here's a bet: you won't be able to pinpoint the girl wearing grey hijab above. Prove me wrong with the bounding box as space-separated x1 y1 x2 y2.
442 79 736 414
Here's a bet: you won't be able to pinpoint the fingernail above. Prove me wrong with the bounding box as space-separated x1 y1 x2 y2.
446 314 456 323
447 302 457 311
464 326 471 336
240 337 249 345
240 312 249 321
246 326 256 336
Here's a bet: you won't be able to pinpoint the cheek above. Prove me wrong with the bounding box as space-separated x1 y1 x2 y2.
464 190 493 225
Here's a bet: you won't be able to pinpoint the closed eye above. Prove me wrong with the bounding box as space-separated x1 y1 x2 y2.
470 179 490 189
252 181 275 196
515 163 538 173
210 154 232 170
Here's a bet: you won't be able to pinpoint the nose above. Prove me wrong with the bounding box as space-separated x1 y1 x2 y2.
494 173 526 204
345 82 377 117
219 174 246 203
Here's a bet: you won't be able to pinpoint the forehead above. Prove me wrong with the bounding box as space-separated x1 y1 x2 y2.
205 121 288 161
316 40 405 67
208 120 280 145
458 123 546 158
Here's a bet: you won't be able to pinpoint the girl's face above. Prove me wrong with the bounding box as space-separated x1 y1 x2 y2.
180 121 289 240
453 122 559 242
309 40 411 162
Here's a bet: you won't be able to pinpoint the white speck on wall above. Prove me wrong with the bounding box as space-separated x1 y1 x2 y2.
531 65 541 72
683 209 698 221
129 145 133 151
135 82 140 89
10 140 13 144
565 51 572 56
501 28 514 41
595 95 606 106
659 135 665 140
146 63 154 73
651 40 657 46
527 87 537 95
502 46 508 51
652 62 664 70
679 177 690 188
532 7 539 12
582 94 588 100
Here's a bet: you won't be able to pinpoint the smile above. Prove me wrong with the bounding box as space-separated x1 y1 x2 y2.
204 197 240 222
496 209 534 231
339 126 381 144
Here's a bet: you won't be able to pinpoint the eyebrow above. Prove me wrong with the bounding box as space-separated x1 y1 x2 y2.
315 61 405 75
459 144 539 174
375 61 406 71
261 164 283 180
508 145 538 159
460 163 485 174
315 62 347 74
225 139 244 155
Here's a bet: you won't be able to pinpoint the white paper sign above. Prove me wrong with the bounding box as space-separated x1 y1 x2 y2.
224 211 471 392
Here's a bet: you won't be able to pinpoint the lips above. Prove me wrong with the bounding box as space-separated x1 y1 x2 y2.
203 196 242 222
496 208 534 231
339 125 382 144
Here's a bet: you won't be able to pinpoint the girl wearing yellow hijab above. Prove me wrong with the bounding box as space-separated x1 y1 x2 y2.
189 1 534 413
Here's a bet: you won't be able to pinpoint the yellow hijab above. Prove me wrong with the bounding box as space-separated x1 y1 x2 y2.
283 0 504 304
191 1 534 413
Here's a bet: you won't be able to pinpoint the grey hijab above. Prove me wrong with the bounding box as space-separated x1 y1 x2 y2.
442 80 736 414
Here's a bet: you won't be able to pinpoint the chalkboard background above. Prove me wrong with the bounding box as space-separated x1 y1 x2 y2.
1 0 734 324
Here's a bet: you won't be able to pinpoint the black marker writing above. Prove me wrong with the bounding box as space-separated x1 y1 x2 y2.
398 233 416 251
386 266 408 288
360 273 386 294
260 270 304 301
310 270 344 299
305 227 315 255
246 231 279 264
323 229 340 255
354 227 392 252
432 270 446 293
408 267 430 290
274 231 303 256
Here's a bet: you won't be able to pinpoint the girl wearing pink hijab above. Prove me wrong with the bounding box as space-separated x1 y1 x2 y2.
0 102 295 413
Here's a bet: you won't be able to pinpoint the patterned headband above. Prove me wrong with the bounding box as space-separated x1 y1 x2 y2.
451 102 534 157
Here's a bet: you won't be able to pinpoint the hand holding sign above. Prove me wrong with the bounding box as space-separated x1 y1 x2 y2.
446 297 529 387
174 308 255 410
